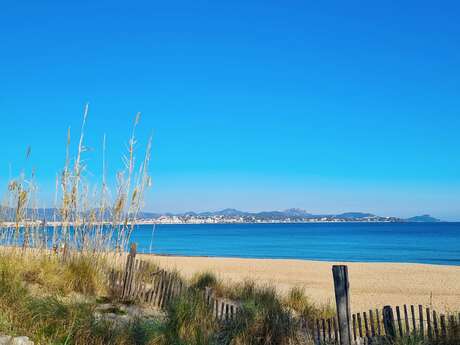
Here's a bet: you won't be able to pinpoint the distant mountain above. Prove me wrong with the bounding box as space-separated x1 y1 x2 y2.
336 212 375 219
254 211 288 218
283 208 313 217
406 214 440 222
165 209 382 220
138 211 162 219
193 209 248 217
0 207 60 221
1 206 442 223
211 208 248 217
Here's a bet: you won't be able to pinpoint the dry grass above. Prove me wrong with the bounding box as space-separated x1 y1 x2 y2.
284 286 335 320
0 251 108 297
0 104 152 256
0 107 160 344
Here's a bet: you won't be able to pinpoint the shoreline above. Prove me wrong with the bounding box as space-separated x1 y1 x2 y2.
1 220 451 228
147 251 460 267
138 253 460 313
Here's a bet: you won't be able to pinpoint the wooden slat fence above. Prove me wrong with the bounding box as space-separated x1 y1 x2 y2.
344 305 460 345
304 316 340 344
311 307 460 345
108 243 242 321
109 249 459 345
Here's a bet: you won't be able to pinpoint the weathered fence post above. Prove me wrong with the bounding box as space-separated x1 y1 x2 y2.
440 314 447 338
332 265 352 345
383 306 397 340
205 287 214 304
62 242 69 262
122 243 137 299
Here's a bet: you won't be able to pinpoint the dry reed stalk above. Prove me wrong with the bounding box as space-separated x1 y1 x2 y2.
0 105 152 269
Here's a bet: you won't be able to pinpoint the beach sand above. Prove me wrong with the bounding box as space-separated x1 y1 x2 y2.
139 254 460 313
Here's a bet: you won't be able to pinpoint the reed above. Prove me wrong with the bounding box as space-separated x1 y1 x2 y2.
0 105 152 260
0 107 160 344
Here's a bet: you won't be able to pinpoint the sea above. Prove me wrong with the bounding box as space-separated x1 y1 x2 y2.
129 222 460 266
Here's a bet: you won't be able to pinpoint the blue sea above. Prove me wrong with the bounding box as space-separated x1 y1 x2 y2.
129 222 460 266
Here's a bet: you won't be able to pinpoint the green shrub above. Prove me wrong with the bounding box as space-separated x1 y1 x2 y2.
285 286 335 321
219 282 301 345
159 289 218 345
64 255 106 295
190 271 219 290
0 253 163 344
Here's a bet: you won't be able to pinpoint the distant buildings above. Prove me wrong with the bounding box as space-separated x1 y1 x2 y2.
137 214 401 225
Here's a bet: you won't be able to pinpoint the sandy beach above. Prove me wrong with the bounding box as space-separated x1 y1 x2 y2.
139 254 460 313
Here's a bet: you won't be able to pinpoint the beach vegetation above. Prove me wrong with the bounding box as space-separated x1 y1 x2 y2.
157 289 218 345
218 282 300 345
284 286 335 320
190 271 220 291
0 251 162 344
0 109 458 345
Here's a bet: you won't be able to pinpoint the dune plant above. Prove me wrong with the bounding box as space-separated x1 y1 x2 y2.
0 106 159 343
158 289 218 345
0 105 152 259
190 271 220 291
284 286 335 321
0 250 162 344
221 282 301 345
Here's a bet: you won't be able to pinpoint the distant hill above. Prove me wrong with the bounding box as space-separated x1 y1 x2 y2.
138 211 162 219
150 209 387 220
336 212 375 219
283 208 313 217
195 209 249 217
1 206 442 223
406 214 441 222
254 211 287 218
213 208 248 217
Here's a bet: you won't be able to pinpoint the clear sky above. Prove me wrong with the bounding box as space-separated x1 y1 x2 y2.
1 1 460 220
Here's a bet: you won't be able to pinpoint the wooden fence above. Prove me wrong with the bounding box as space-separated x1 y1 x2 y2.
349 305 460 343
109 243 241 321
328 265 460 345
109 245 459 345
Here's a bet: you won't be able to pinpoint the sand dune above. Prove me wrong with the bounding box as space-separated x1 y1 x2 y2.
139 254 460 313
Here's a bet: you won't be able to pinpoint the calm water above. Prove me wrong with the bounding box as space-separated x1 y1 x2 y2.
129 222 460 266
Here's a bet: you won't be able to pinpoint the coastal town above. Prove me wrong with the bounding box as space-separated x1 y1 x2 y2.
140 214 401 224
135 209 432 224
0 207 438 226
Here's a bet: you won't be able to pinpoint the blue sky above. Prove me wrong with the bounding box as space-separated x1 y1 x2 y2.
1 1 460 219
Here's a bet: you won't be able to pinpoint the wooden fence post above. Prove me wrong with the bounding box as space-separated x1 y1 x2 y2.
440 315 447 338
419 305 424 339
122 243 137 299
205 287 214 304
332 265 352 345
383 306 397 339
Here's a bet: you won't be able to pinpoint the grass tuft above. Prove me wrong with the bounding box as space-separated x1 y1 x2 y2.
190 271 219 291
285 286 335 321
159 289 218 345
64 255 107 296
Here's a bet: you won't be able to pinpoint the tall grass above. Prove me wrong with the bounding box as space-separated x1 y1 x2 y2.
284 286 335 321
190 271 220 291
161 274 326 345
0 105 152 257
0 248 162 344
219 282 301 345
0 252 106 297
157 289 218 345
0 107 157 343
